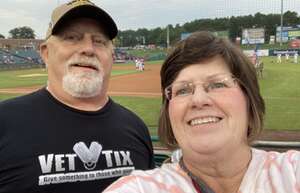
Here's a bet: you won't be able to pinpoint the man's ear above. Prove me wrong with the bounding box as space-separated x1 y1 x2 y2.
112 49 115 58
111 43 115 60
40 42 49 68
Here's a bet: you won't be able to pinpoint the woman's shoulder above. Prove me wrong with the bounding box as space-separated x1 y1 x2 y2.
252 148 300 162
250 148 300 180
240 149 300 192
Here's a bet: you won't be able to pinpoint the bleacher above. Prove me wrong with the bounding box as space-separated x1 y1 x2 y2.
0 48 43 70
114 48 133 63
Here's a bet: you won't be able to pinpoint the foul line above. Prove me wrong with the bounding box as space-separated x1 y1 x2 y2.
108 91 161 97
0 88 161 97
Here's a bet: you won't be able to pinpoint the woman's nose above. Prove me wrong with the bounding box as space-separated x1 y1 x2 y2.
189 86 213 108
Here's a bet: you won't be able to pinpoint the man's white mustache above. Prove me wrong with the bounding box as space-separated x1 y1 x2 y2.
66 57 101 71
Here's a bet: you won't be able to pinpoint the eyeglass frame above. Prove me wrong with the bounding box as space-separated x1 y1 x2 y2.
164 74 240 101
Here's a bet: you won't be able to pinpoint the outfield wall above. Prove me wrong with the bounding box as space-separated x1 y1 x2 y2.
243 48 300 57
0 63 44 70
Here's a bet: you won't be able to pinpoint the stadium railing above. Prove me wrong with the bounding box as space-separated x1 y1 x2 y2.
151 136 300 166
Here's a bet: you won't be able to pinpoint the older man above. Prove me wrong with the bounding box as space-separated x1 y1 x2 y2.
0 1 154 193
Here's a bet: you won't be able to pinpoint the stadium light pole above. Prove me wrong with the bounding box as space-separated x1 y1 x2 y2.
280 0 283 46
166 25 170 49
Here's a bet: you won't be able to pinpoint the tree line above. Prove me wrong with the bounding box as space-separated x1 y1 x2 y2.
1 11 299 47
116 11 300 47
0 26 35 39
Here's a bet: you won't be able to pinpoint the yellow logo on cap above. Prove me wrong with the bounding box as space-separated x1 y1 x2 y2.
67 0 95 6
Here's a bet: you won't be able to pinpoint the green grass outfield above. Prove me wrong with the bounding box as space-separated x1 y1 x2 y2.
259 56 300 131
0 59 299 133
0 67 137 89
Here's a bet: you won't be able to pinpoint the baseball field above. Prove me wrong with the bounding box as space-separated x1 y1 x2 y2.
0 58 300 141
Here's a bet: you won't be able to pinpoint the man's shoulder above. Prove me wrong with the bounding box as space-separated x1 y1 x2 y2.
0 89 44 110
110 100 137 116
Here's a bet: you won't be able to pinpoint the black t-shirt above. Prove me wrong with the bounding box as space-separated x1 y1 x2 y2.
0 88 154 193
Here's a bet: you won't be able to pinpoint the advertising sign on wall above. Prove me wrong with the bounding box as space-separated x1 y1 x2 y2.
242 28 265 45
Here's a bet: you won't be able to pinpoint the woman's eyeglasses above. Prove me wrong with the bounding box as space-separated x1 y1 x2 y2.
164 74 239 101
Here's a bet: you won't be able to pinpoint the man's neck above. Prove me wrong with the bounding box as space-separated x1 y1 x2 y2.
46 86 108 111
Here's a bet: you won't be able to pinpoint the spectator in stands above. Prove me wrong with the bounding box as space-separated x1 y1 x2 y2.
0 1 154 193
103 31 300 193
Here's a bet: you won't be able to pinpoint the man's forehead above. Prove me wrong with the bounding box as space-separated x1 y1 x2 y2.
55 17 107 36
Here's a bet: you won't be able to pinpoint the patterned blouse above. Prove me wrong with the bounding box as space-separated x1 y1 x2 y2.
103 148 300 193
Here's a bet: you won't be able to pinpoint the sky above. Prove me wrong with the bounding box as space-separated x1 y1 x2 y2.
0 0 299 39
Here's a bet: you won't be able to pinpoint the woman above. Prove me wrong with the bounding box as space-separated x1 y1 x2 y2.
103 31 300 193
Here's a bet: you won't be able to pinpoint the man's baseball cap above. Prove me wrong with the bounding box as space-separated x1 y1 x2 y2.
46 0 118 40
